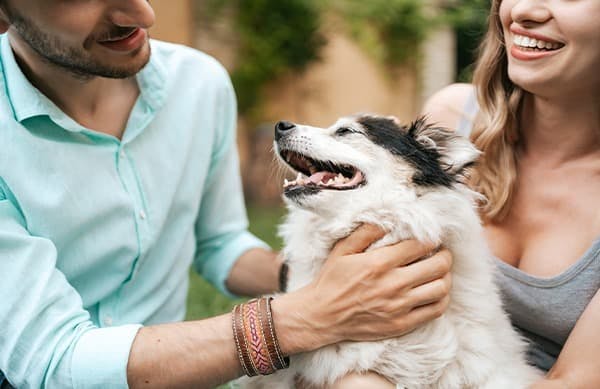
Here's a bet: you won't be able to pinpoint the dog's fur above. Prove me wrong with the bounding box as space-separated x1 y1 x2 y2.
240 115 541 388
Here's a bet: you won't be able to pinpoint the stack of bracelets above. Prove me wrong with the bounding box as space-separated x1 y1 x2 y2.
232 297 290 376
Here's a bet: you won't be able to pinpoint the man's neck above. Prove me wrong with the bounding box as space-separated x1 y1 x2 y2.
8 32 139 138
519 90 600 166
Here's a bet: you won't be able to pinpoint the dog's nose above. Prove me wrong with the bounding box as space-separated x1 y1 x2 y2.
275 121 296 140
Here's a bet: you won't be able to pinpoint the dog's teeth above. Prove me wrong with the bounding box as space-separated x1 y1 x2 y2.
296 172 302 181
326 179 334 185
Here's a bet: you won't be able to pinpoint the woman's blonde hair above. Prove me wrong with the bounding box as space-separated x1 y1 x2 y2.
470 0 524 222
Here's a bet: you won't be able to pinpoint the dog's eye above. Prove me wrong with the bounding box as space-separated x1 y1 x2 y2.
335 127 354 136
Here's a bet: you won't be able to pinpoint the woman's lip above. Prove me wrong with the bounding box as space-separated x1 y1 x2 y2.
98 28 146 52
509 26 564 45
510 44 562 61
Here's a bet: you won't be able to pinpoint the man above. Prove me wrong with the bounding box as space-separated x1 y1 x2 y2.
0 1 452 387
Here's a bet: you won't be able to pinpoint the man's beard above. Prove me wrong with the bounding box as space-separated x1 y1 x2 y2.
4 5 151 79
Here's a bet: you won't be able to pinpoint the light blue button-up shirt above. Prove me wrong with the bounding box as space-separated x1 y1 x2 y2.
0 34 268 388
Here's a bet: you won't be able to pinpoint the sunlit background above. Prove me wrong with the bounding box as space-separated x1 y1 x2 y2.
146 0 490 321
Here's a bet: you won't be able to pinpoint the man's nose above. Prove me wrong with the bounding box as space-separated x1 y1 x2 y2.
109 0 156 29
275 121 296 141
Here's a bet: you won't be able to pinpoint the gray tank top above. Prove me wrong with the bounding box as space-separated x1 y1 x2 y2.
457 91 600 372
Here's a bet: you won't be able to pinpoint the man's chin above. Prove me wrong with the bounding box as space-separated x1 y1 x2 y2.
75 45 152 79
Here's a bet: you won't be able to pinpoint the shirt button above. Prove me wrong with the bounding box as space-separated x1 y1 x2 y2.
103 316 113 326
139 210 146 220
120 150 126 159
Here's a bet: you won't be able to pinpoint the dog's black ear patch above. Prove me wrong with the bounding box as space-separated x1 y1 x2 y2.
358 116 455 187
408 117 480 182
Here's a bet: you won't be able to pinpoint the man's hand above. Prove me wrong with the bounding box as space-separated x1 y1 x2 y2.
272 224 453 354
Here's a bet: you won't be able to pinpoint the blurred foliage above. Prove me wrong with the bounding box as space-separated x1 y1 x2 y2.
199 0 326 116
233 0 326 116
198 0 490 115
443 0 491 81
328 0 431 68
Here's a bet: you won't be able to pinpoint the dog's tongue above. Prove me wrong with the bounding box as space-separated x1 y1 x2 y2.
309 171 336 184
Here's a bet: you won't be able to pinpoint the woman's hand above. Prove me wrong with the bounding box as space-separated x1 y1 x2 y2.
272 224 453 355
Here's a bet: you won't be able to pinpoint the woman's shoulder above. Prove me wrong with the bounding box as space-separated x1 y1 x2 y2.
421 83 475 132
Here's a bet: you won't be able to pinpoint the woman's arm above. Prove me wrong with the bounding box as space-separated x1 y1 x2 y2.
530 289 600 388
421 83 473 130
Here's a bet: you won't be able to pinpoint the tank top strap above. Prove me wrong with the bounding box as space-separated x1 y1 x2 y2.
456 87 479 137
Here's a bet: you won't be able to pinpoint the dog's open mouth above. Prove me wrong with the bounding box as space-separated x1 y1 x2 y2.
280 150 365 193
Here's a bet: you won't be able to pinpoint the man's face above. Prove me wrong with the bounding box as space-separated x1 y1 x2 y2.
0 0 155 79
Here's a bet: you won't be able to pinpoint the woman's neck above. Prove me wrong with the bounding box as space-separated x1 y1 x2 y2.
519 91 600 166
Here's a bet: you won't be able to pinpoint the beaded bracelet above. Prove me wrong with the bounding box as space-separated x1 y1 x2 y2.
232 297 290 376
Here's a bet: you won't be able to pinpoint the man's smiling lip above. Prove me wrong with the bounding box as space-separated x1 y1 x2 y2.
97 28 146 52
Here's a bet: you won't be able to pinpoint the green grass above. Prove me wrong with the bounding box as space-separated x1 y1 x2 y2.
185 203 286 320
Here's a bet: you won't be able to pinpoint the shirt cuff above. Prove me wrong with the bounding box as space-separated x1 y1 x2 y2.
71 324 142 389
201 231 270 298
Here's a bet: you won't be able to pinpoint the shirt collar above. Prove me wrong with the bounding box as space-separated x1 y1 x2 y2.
0 34 167 128
0 33 56 122
137 40 167 113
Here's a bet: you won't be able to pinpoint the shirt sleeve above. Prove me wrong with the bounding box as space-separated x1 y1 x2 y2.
0 187 141 389
193 67 270 297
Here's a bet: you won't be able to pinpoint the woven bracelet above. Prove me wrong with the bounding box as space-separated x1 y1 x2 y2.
231 297 290 376
260 297 290 369
232 304 255 376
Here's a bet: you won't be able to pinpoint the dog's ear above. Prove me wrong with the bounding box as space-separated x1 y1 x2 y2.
408 117 480 181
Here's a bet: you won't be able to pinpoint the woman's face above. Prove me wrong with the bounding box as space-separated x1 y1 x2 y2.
499 0 600 97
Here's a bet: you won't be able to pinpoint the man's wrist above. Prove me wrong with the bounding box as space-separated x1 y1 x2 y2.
269 290 332 356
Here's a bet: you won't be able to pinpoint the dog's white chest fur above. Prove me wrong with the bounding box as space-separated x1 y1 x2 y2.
239 116 541 388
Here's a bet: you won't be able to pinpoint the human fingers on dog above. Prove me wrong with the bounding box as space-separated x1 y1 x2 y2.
403 272 452 308
362 239 439 271
351 294 451 342
396 249 452 289
330 224 385 257
403 295 451 328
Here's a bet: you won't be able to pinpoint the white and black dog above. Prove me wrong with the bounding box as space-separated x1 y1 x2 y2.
240 115 540 388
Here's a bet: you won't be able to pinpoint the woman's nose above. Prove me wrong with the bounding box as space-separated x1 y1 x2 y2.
511 0 552 26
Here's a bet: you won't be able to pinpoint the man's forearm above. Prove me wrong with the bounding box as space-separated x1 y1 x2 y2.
127 250 283 387
225 248 282 297
127 313 242 388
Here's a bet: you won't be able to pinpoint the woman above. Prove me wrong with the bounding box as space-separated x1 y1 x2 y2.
335 0 600 387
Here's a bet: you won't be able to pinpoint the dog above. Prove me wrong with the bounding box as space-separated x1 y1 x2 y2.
239 115 541 388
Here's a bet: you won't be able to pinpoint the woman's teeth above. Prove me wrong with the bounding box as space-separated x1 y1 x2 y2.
513 34 563 50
